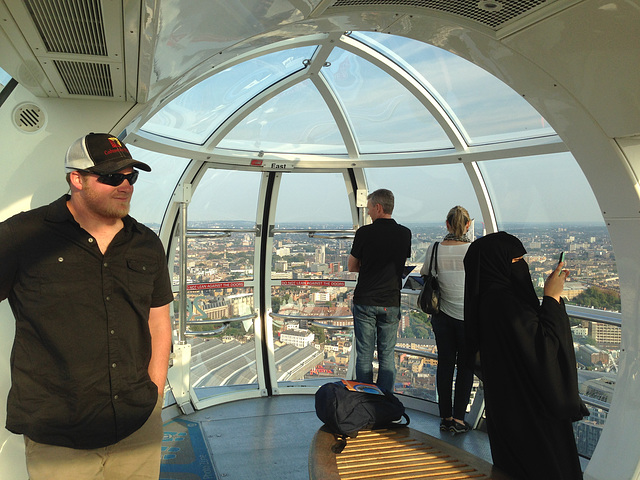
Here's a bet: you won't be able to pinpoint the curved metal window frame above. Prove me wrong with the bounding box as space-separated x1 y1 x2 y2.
0 78 18 109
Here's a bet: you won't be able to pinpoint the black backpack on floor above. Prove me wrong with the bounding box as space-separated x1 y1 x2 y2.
315 381 410 452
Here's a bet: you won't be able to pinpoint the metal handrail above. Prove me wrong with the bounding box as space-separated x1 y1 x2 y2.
395 346 438 362
580 394 610 411
188 227 259 234
187 232 231 238
185 324 229 337
403 285 622 328
309 233 355 239
271 228 356 234
187 226 260 238
565 304 621 327
270 312 353 322
186 313 257 326
309 321 354 331
184 313 257 338
271 227 356 239
269 312 354 330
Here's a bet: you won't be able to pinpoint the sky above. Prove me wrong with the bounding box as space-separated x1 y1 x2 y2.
129 148 604 229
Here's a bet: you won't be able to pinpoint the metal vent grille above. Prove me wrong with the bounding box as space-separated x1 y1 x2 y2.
331 0 549 29
13 103 46 133
54 60 113 97
24 0 107 55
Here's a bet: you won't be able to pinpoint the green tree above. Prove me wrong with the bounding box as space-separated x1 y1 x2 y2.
309 325 326 344
271 296 281 313
571 287 621 311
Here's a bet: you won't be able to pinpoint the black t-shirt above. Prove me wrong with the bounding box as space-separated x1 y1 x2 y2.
0 195 174 449
350 218 411 307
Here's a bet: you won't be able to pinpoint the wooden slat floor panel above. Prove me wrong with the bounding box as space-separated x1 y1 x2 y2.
310 427 505 480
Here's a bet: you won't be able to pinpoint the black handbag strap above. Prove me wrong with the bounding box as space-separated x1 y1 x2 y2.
428 242 439 277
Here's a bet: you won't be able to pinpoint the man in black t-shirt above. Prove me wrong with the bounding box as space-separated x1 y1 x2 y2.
348 189 411 392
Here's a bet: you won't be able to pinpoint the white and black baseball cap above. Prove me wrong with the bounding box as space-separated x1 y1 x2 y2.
65 133 151 175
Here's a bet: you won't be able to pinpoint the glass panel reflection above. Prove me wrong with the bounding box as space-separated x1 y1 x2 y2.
179 169 263 397
0 67 12 89
271 169 356 386
219 79 347 154
189 168 262 226
480 152 603 228
271 297 351 385
142 47 316 144
322 48 452 154
275 172 352 227
271 283 353 385
177 261 258 394
127 146 190 231
183 285 258 392
353 31 555 145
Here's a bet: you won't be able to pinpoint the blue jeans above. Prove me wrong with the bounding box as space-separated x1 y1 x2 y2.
352 303 400 392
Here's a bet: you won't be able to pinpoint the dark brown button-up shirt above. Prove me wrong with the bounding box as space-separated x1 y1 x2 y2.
0 195 174 448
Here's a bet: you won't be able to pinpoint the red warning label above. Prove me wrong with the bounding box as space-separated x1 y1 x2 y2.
187 282 245 290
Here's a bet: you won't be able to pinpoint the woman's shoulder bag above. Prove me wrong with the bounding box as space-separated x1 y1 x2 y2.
417 242 440 314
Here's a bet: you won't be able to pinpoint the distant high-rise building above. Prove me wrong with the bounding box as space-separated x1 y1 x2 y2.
590 322 621 348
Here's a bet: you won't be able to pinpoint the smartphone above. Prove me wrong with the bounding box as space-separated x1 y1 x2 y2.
558 252 565 275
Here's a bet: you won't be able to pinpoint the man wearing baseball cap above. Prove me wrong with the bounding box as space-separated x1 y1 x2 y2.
0 133 173 479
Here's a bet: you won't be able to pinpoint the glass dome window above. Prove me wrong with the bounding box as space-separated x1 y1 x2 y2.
275 172 352 228
139 31 562 162
219 79 348 155
127 146 190 230
352 32 556 145
188 169 262 225
142 46 317 144
478 152 604 228
322 47 453 154
0 67 11 89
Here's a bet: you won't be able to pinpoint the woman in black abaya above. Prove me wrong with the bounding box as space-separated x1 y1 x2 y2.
463 232 588 480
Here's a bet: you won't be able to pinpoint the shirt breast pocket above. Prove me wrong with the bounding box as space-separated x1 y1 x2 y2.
127 257 158 300
36 261 90 296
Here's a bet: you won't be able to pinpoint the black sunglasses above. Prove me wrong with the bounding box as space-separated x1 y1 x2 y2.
79 170 139 186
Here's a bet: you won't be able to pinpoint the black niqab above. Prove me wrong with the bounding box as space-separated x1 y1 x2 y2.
463 232 534 366
462 232 587 480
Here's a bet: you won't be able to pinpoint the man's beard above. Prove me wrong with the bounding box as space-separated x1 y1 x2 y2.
82 182 131 219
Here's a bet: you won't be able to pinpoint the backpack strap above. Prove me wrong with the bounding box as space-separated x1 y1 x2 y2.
387 412 411 429
331 434 348 453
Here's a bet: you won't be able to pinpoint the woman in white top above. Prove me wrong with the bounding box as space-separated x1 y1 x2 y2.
420 205 475 434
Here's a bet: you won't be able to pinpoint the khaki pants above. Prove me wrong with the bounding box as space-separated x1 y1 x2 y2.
24 398 164 480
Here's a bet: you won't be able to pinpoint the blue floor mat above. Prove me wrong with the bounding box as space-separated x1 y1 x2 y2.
160 418 217 480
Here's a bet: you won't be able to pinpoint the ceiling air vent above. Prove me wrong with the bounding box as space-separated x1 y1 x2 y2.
13 103 46 133
330 0 549 29
24 0 107 55
54 60 114 97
